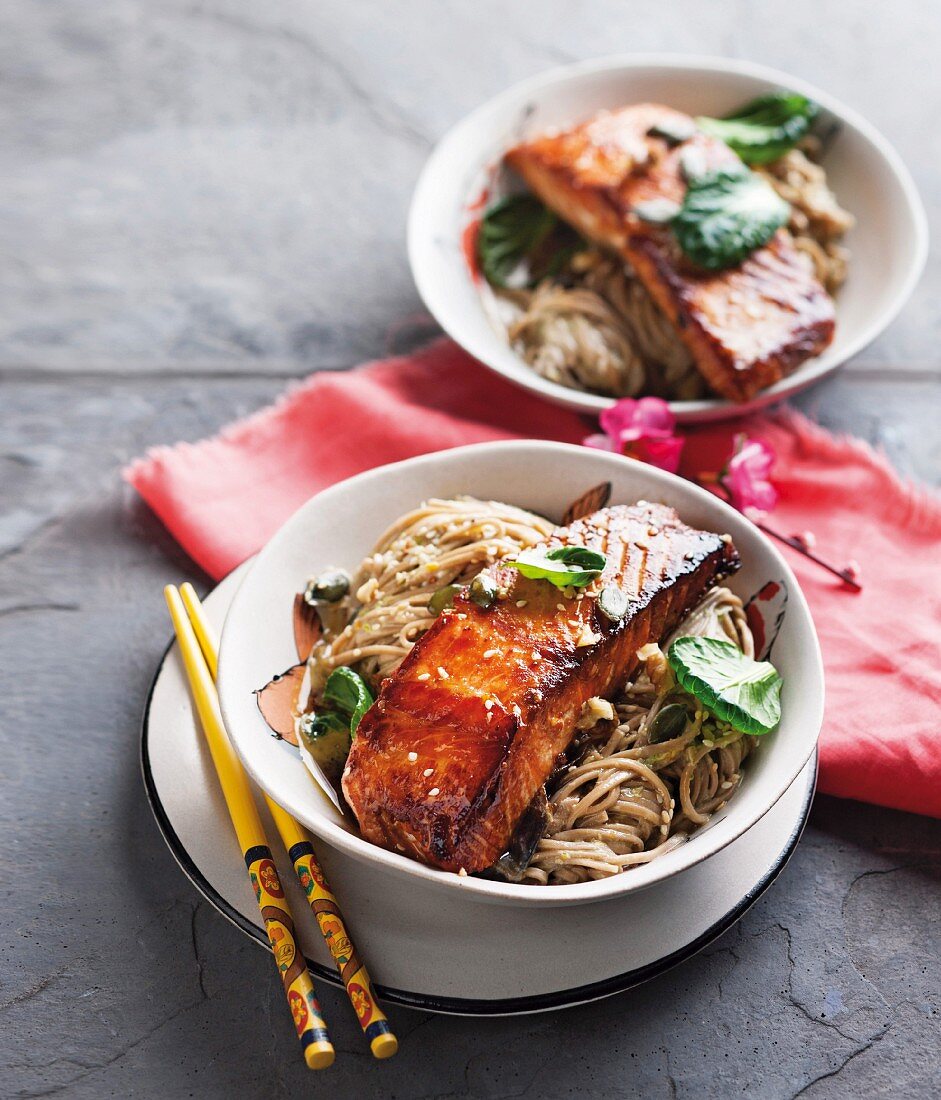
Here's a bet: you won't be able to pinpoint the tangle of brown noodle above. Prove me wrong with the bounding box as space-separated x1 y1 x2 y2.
302 497 553 696
491 148 852 400
521 586 756 885
300 499 762 886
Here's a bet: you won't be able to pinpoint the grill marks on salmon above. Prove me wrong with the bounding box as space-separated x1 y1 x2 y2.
505 103 836 403
341 503 740 873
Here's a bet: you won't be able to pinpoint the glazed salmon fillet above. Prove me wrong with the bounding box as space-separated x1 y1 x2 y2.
342 503 740 873
505 103 836 403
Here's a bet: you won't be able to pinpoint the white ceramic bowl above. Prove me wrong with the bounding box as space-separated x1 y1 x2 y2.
408 55 927 422
217 441 824 906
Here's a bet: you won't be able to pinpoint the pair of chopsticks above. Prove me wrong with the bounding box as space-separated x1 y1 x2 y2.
164 583 397 1070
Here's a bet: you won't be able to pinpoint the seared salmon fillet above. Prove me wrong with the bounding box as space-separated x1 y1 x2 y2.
505 103 836 403
342 503 740 873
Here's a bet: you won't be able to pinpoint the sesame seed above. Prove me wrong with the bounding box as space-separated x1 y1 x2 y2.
458 868 468 877
437 666 449 680
483 649 499 659
661 810 670 823
416 672 431 681
516 600 527 608
484 699 493 710
557 603 566 611
407 751 418 762
423 768 433 777
429 787 440 796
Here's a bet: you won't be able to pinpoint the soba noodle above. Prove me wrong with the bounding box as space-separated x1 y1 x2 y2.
301 497 760 886
522 586 754 885
491 146 853 400
303 497 553 694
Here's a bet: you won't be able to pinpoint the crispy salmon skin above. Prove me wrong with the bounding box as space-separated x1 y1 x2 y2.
505 103 835 402
342 502 740 873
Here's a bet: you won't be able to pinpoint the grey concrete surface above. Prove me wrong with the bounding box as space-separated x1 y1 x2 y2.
2 3 940 1098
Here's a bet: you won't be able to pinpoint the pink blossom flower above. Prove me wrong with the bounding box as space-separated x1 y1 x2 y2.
721 434 777 516
790 530 817 552
843 559 862 585
584 397 684 473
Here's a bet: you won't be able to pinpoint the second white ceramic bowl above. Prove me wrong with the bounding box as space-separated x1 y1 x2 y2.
408 55 927 422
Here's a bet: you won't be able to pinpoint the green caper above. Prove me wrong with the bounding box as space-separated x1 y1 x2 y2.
304 569 351 605
597 585 629 623
469 572 499 609
649 702 691 743
428 584 460 616
298 710 347 741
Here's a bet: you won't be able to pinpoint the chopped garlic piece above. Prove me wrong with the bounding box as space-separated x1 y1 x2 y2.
636 643 675 693
576 696 615 730
575 624 602 647
355 576 380 604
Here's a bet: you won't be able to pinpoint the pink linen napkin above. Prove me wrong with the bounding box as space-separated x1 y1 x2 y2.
127 339 941 819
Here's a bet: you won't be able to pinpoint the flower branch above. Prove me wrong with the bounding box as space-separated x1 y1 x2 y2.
584 400 862 593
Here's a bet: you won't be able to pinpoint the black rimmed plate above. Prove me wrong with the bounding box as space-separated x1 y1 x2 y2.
141 564 815 1016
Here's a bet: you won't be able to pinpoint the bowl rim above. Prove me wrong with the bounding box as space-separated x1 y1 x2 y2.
408 52 929 422
217 439 825 905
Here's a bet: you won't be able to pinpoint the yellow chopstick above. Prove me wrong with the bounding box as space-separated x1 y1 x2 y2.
179 583 398 1060
164 585 335 1071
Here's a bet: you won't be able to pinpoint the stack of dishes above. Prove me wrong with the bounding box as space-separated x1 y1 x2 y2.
146 441 823 1012
144 56 926 1012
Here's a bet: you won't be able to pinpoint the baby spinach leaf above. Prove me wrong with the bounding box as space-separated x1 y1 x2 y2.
667 636 783 735
477 194 580 288
696 92 819 166
323 666 375 734
670 166 790 271
546 546 606 570
509 544 606 589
